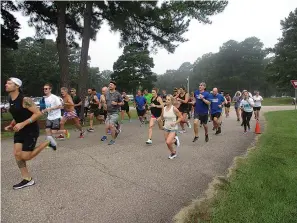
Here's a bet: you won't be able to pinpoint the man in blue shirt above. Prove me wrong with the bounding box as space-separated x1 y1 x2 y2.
134 90 147 126
193 82 211 143
208 87 225 135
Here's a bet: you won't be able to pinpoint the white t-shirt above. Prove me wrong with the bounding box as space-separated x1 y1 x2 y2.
240 98 254 112
44 94 62 120
253 95 263 107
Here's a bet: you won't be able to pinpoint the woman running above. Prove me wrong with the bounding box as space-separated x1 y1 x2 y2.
252 91 263 120
233 91 242 122
240 90 254 133
224 93 231 117
158 94 182 159
146 88 164 144
120 91 131 123
177 87 191 133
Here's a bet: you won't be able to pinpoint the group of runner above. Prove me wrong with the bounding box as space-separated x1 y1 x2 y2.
4 77 263 190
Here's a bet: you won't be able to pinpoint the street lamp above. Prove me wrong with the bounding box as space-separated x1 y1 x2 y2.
186 76 190 93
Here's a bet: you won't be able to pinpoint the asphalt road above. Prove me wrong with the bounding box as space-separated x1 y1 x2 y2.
1 106 294 223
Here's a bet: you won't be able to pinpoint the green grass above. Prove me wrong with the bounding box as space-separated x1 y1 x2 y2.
211 110 297 223
174 110 297 223
261 97 293 106
1 109 138 139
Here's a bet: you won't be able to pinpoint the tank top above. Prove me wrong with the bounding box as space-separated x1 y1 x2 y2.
89 94 98 109
178 93 188 110
121 96 129 108
163 105 178 130
9 93 39 134
150 96 162 118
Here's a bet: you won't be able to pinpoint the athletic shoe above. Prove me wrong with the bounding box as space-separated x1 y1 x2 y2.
101 136 107 141
178 130 186 134
205 134 209 142
107 130 111 135
13 178 35 190
115 130 119 139
243 131 247 134
146 139 152 144
174 136 180 147
187 121 192 129
87 128 94 132
129 119 132 123
79 130 85 138
108 140 115 145
56 134 65 140
215 127 221 135
192 136 199 142
237 118 240 122
168 153 177 159
48 143 57 151
65 130 70 139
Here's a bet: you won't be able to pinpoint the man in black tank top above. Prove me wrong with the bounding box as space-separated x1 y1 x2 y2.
4 78 52 190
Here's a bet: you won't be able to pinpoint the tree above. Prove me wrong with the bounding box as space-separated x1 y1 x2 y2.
1 1 20 49
112 43 156 95
266 8 297 93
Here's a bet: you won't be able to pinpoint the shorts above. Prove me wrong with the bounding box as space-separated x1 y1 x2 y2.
178 106 188 114
90 107 100 116
63 111 78 120
137 109 146 117
99 109 107 119
253 107 261 111
14 132 39 152
194 113 208 125
211 112 221 120
121 105 129 112
225 103 231 108
46 118 60 130
164 128 177 133
105 113 119 125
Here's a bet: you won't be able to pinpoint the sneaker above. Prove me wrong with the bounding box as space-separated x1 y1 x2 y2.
146 139 152 144
101 135 107 141
205 134 209 142
178 130 186 134
192 136 199 142
107 130 111 135
174 136 180 147
56 134 65 140
243 131 247 134
237 118 240 122
79 130 85 138
48 143 57 151
215 127 221 135
129 119 132 123
87 128 94 132
115 130 119 139
13 178 35 190
65 130 70 139
168 153 177 159
108 140 115 145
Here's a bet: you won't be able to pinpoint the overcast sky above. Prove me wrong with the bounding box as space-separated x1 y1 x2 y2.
14 0 297 74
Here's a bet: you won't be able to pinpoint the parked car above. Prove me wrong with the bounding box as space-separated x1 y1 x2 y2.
0 102 9 113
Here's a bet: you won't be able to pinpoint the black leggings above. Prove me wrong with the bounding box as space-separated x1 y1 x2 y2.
242 111 252 131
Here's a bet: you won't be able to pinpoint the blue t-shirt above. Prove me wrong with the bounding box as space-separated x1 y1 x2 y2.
135 96 146 110
96 93 101 100
209 93 225 114
194 90 210 114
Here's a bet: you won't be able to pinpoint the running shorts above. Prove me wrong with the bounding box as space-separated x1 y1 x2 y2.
63 111 78 120
136 109 146 117
14 132 39 152
46 118 60 130
253 107 261 111
105 113 119 125
194 113 208 125
211 112 221 120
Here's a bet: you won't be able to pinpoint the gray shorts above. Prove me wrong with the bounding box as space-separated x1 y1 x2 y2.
105 113 119 125
46 118 60 130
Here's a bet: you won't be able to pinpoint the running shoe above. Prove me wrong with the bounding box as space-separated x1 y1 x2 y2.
192 136 199 142
65 130 70 139
187 121 192 129
101 135 107 141
115 130 119 139
13 178 35 190
56 134 65 140
168 153 177 159
215 127 221 135
174 136 180 147
107 130 111 135
87 128 94 132
146 139 152 144
205 134 209 142
79 130 85 138
108 140 115 145
178 130 186 134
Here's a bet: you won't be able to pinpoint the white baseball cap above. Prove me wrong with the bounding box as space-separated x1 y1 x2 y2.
10 77 22 87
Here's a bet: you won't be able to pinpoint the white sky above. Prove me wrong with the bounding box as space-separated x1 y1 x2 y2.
13 0 297 74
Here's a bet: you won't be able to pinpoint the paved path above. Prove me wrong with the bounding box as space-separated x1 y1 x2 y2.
1 106 294 223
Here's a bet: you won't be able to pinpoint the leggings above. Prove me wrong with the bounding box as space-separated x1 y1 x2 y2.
242 111 252 131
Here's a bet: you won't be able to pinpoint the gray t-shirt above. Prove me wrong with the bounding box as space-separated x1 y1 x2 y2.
105 90 123 113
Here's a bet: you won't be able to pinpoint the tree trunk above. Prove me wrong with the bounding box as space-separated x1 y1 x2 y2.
56 2 70 89
78 1 93 120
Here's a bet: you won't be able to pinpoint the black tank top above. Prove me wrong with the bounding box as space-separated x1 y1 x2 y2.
178 93 188 110
89 95 98 109
9 94 39 134
121 96 129 108
150 96 162 117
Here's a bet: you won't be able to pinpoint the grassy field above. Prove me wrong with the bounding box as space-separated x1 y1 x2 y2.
175 110 297 223
261 97 294 106
1 109 138 139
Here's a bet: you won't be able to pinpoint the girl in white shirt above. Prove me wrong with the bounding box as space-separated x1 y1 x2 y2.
252 91 263 120
158 94 182 159
240 90 254 133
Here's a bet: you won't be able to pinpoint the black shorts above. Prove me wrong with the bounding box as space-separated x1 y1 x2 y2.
14 132 39 152
253 107 261 111
46 118 60 130
90 108 100 117
121 105 129 112
194 113 208 124
179 106 188 114
225 103 231 108
137 109 146 117
211 112 221 120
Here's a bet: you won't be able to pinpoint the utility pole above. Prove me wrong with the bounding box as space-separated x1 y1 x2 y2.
187 76 190 93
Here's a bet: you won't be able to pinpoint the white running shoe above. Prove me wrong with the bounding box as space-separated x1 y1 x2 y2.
146 139 152 144
187 121 192 129
174 136 180 147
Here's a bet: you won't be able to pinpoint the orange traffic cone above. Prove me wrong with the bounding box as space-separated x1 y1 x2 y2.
255 120 261 134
